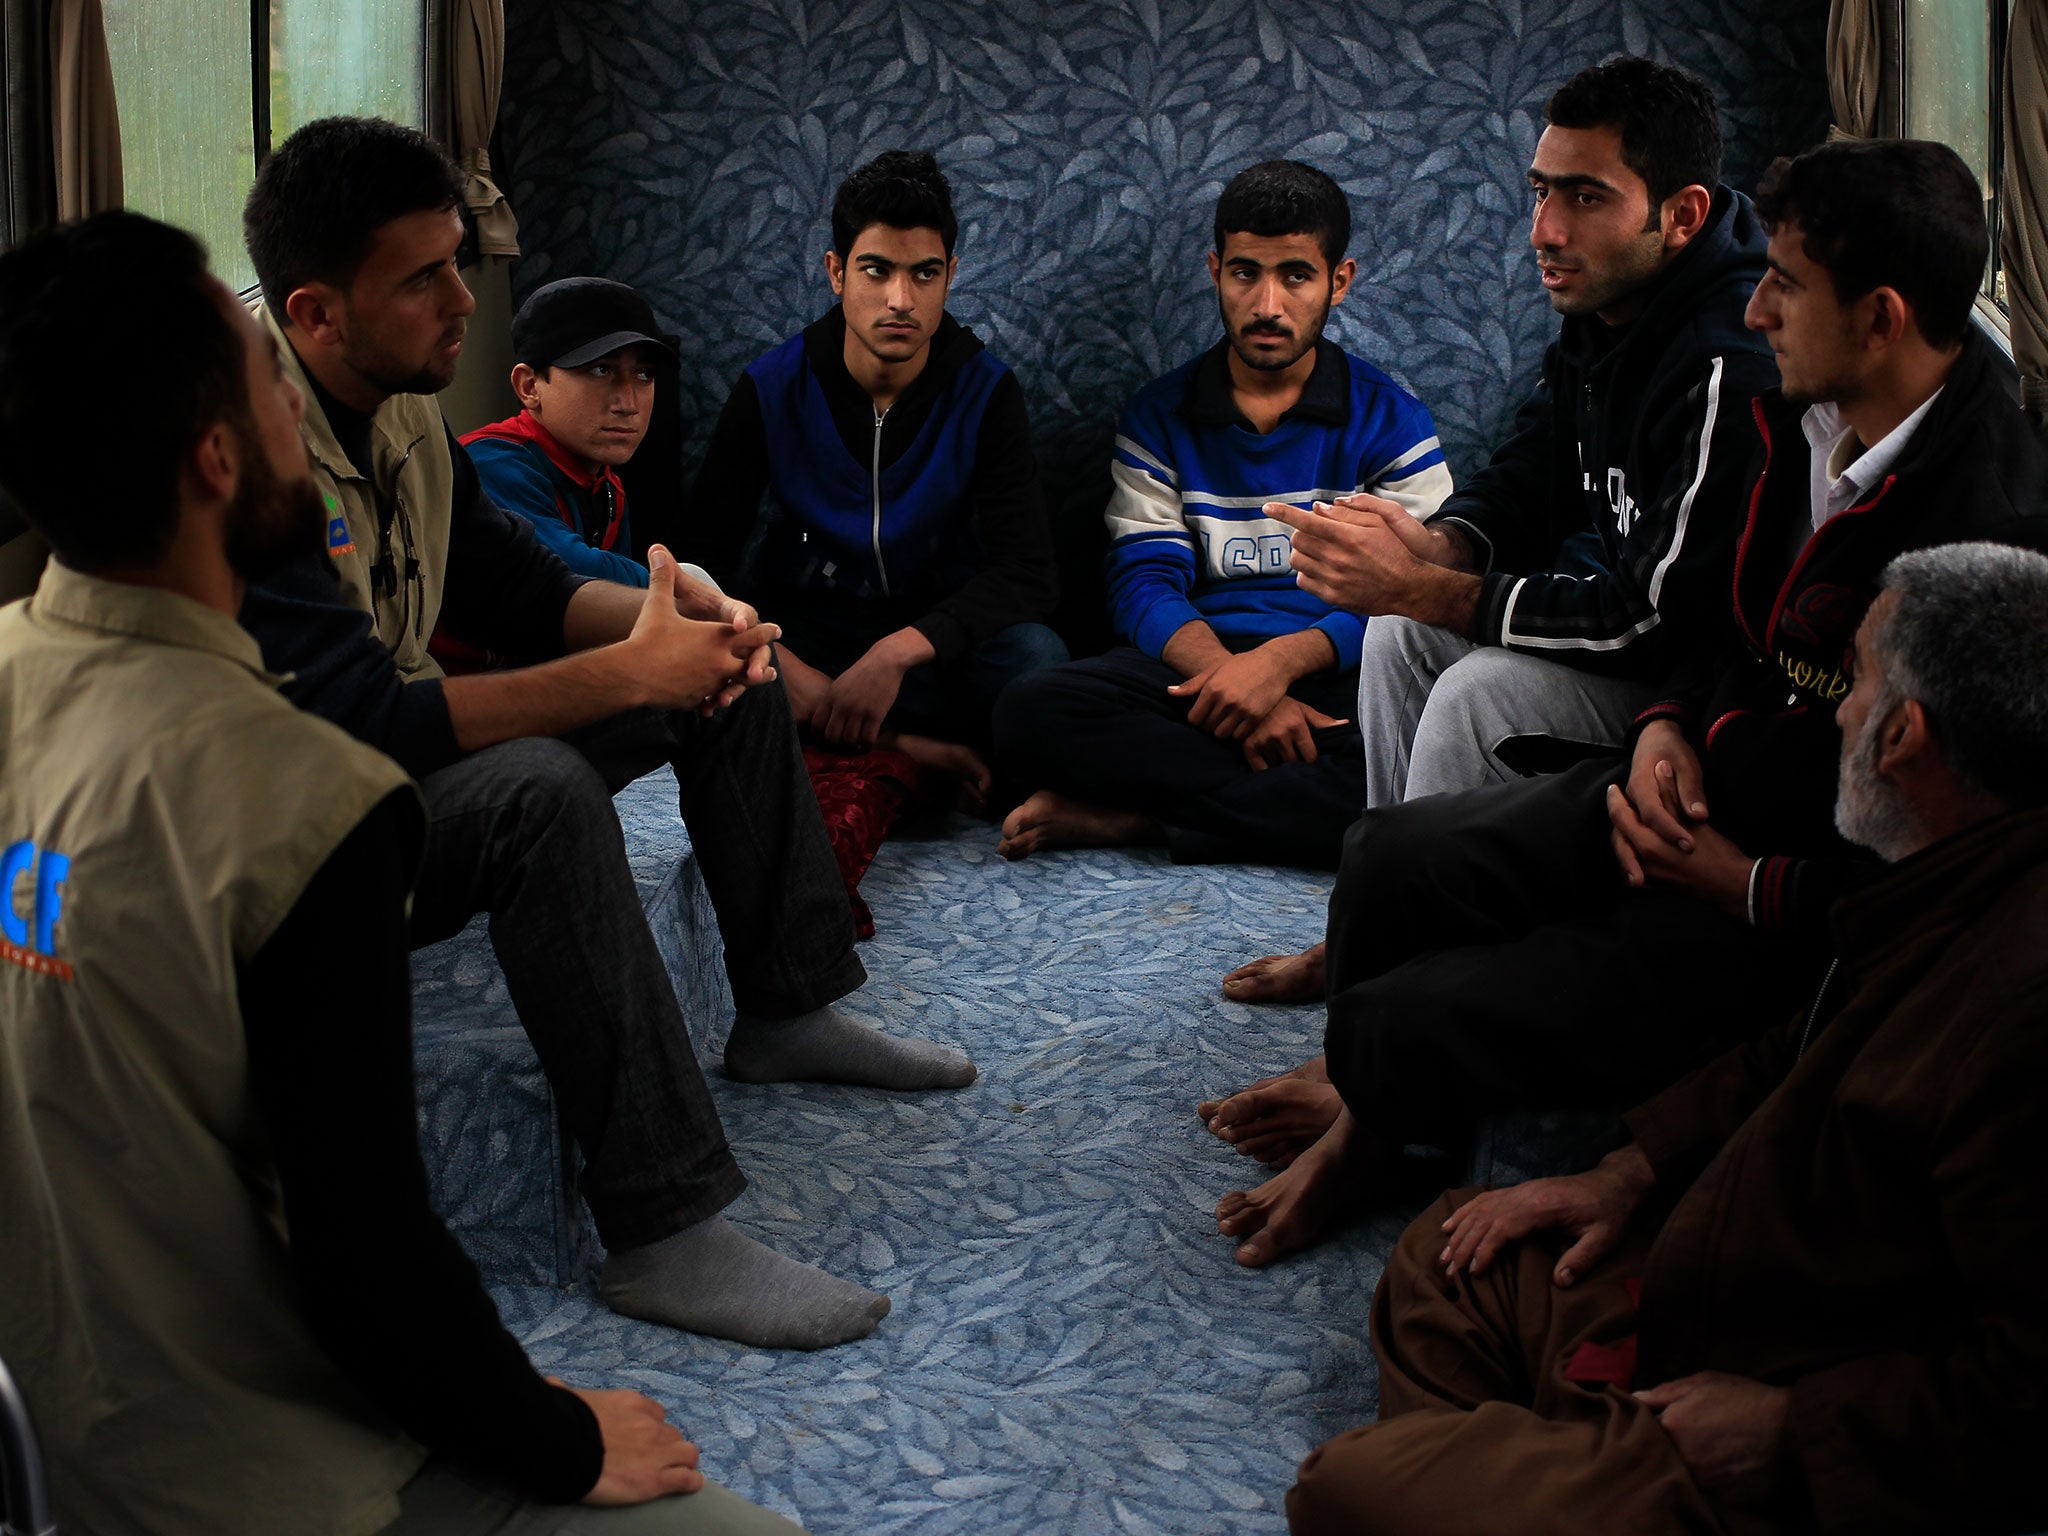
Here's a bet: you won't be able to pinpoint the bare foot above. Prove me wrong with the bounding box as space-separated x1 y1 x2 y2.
1220 940 1327 1004
1215 1109 1369 1267
1197 1076 1344 1168
998 789 1162 860
1197 1054 1329 1126
883 730 992 813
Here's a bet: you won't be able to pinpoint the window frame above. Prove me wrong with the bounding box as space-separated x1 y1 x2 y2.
1895 0 2012 341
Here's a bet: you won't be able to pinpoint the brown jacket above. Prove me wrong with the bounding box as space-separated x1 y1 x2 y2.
1625 806 2048 1534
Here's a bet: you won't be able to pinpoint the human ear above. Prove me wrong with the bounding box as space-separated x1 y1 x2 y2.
511 362 543 411
1329 256 1357 307
187 419 239 503
1206 250 1223 289
1875 696 1932 776
824 250 846 297
1865 287 1910 348
281 283 346 347
1663 184 1713 250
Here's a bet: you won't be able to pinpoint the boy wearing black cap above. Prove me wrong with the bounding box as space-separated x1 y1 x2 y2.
465 276 696 589
237 116 981 1354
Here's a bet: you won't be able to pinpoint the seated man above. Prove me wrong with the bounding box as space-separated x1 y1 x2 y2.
683 149 1065 779
994 159 1453 869
1204 139 2048 1258
240 117 976 1350
0 212 795 1536
1288 542 2048 1536
463 274 680 588
1225 54 1775 994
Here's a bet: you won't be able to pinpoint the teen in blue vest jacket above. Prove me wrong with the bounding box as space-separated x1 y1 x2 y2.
684 151 1065 782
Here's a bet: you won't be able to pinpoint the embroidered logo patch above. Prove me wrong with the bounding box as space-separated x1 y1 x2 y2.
325 494 356 556
2 838 73 981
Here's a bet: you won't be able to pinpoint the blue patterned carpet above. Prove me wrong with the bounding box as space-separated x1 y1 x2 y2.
478 809 1424 1534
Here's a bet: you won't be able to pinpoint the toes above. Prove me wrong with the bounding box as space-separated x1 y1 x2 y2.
1235 1231 1281 1268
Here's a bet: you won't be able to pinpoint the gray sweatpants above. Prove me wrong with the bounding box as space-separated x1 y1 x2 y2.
1356 616 1654 808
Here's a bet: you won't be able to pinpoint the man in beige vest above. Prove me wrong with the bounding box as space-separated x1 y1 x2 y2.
0 213 800 1536
239 118 978 1349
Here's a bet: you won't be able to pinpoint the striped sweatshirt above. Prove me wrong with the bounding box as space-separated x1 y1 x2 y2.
1104 339 1451 668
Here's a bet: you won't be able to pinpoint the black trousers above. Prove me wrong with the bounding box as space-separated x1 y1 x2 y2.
1323 759 1824 1152
406 679 865 1250
992 645 1370 870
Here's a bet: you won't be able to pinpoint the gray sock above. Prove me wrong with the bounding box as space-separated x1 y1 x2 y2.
601 1214 890 1350
722 1004 977 1090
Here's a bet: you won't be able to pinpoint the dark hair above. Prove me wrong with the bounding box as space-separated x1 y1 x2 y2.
1873 543 2048 810
0 213 246 571
1546 55 1722 208
1213 160 1350 266
245 115 464 316
831 150 958 259
1754 139 1987 350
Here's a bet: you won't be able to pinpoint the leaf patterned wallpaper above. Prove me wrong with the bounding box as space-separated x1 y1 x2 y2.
498 0 1826 627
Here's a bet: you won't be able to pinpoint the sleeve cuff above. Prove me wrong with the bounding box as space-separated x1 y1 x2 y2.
913 611 972 664
1130 597 1206 659
1314 611 1365 670
1749 855 1799 934
1473 571 1516 646
1427 513 1493 573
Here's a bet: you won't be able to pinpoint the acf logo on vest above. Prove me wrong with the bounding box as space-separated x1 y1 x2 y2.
2 838 72 981
326 491 356 557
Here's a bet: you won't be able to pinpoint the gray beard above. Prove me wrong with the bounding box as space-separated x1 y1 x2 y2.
1833 700 1920 863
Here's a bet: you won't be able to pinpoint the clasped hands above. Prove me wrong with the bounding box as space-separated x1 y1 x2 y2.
1609 720 1753 918
631 545 779 715
1167 646 1346 770
1436 1150 1790 1488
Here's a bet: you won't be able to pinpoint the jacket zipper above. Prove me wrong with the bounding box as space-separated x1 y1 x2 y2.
1795 958 1839 1061
870 408 892 597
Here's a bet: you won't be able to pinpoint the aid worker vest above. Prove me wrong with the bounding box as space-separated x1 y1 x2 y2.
0 561 425 1536
262 306 457 681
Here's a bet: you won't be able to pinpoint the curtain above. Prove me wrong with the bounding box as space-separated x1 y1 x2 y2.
1826 0 1898 140
48 0 118 220
2006 0 2048 421
447 0 517 257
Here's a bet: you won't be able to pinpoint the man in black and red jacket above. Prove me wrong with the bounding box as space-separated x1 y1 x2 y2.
1200 138 2048 1269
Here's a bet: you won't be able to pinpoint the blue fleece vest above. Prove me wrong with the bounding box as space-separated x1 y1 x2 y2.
747 333 1007 603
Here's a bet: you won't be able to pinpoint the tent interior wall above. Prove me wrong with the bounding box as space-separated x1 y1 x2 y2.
492 0 1832 648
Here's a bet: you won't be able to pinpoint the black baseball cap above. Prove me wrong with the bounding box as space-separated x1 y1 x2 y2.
511 276 680 369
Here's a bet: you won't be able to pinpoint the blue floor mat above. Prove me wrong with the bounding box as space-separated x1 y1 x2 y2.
494 819 1417 1535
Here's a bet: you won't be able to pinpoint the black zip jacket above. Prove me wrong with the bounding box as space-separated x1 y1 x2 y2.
1430 187 1778 677
1635 326 2048 935
681 309 1058 662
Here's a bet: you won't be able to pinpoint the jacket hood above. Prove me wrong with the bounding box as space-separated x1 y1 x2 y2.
1558 186 1770 375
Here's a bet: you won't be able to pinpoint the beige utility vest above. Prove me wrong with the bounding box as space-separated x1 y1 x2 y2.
0 561 425 1536
262 306 457 680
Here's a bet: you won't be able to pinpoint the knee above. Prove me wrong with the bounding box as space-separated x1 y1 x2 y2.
1287 1424 1397 1536
979 622 1070 682
1418 648 1523 739
1335 799 1434 897
989 663 1069 764
468 736 614 833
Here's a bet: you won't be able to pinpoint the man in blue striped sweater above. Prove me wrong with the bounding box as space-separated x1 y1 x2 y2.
994 161 1452 869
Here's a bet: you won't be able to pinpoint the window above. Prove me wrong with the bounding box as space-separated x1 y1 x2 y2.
1901 0 2012 309
103 0 430 294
